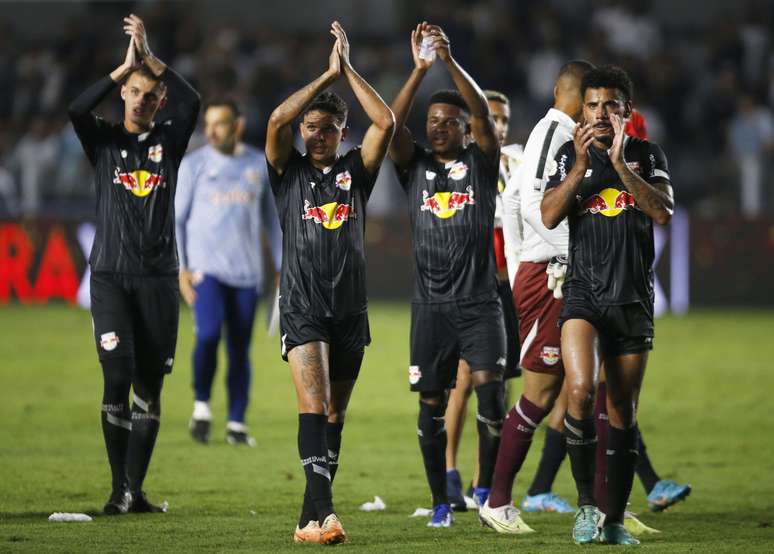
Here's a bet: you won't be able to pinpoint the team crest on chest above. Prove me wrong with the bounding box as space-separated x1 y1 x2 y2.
148 144 163 163
302 199 353 229
447 161 469 181
335 170 352 191
419 185 476 219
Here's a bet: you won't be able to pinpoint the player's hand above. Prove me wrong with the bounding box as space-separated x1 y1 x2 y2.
123 14 152 60
410 22 434 70
122 36 141 71
327 37 342 79
425 25 451 63
330 21 351 68
609 113 626 165
572 122 594 168
179 270 197 306
546 255 567 300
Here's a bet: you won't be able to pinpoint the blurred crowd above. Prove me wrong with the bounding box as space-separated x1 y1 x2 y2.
0 0 772 219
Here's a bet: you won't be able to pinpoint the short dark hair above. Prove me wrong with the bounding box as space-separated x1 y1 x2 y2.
581 65 633 103
204 98 241 118
301 91 348 125
558 60 595 81
127 65 166 91
483 90 509 107
428 89 469 115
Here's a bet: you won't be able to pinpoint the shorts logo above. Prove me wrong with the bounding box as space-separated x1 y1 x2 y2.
148 144 163 163
165 357 174 368
100 332 120 352
301 199 353 230
496 357 507 367
541 346 560 366
335 170 352 191
447 161 469 181
425 170 437 180
408 365 422 385
419 186 476 219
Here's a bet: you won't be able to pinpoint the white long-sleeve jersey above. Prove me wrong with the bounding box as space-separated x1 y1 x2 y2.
498 144 524 287
502 108 575 273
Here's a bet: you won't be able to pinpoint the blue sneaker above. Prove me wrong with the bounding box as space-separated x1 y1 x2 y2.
572 505 602 544
601 523 641 545
646 479 692 512
427 503 454 528
446 470 466 512
520 492 574 513
473 487 491 508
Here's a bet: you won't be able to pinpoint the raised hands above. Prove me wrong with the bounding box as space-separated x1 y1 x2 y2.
330 21 350 69
122 14 165 76
608 113 626 164
572 122 594 168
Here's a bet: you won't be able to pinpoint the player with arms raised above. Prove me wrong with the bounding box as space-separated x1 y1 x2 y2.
68 14 200 514
265 22 394 545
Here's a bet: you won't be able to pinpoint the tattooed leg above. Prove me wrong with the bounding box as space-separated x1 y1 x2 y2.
288 341 331 415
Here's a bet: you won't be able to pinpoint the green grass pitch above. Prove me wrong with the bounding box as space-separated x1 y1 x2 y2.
1 304 773 552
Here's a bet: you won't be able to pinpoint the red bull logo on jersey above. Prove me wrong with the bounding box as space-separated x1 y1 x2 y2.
302 199 352 230
580 187 637 217
420 186 476 219
335 170 352 191
113 168 164 198
447 161 469 181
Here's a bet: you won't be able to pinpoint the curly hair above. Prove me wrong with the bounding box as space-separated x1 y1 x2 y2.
581 65 633 103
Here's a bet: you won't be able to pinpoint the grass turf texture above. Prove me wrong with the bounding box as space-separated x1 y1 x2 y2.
1 304 773 553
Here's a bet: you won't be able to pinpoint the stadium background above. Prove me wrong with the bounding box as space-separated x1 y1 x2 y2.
1 1 773 552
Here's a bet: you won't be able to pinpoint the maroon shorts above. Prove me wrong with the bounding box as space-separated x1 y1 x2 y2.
493 227 506 273
514 261 564 374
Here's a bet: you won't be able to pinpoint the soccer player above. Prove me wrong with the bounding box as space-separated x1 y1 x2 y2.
265 22 394 544
444 90 521 511
68 14 200 514
479 61 594 534
176 100 282 446
389 22 505 528
541 65 674 545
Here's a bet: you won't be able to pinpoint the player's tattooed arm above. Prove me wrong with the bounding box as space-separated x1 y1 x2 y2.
430 25 498 162
332 21 395 174
266 38 342 176
123 14 166 77
609 114 674 225
389 22 433 169
541 124 594 229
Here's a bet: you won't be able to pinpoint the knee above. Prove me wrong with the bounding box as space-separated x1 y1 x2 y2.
327 408 346 424
566 382 595 415
418 396 446 441
196 325 221 348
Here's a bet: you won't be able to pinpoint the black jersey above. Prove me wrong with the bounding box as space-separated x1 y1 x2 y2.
546 136 671 305
69 69 200 276
398 142 500 303
268 147 377 318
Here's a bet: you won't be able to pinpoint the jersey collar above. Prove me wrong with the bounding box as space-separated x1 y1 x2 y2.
546 108 576 131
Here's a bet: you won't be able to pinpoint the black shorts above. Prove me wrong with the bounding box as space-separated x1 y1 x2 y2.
560 293 654 357
409 297 506 392
279 310 370 380
90 272 179 374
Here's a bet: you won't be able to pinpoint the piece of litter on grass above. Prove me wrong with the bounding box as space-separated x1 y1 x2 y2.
48 513 92 522
359 496 386 512
410 507 432 518
249 510 257 516
160 500 169 513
